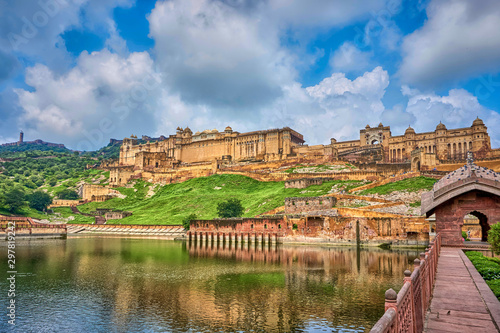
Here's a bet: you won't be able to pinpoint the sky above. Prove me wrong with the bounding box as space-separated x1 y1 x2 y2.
1 0 500 151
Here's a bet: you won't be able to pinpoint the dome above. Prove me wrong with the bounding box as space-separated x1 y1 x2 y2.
195 131 201 135
436 122 447 131
184 126 192 133
378 122 383 128
472 117 484 126
365 124 370 129
211 129 218 133
405 126 415 135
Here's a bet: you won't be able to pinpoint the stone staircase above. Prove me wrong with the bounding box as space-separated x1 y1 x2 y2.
66 224 186 239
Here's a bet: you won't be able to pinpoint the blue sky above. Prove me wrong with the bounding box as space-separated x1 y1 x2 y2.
1 0 500 150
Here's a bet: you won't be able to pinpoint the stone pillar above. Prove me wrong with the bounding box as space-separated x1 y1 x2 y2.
238 233 243 244
208 233 212 243
272 233 277 244
258 233 263 243
384 288 397 312
231 234 236 243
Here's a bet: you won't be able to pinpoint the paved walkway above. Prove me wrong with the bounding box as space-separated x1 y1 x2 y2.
425 248 500 332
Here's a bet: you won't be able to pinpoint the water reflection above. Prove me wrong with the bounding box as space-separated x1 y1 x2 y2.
0 238 419 332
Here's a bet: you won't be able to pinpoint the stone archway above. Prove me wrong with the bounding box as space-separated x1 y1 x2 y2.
411 156 421 171
464 211 489 242
371 139 379 145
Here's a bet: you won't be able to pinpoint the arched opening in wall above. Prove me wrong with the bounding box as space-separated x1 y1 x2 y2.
462 211 489 242
412 157 421 171
371 139 379 145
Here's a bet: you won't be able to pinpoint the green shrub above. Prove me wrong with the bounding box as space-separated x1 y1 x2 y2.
57 189 80 200
27 191 52 212
217 198 244 218
2 189 26 212
488 223 500 255
462 231 470 241
182 213 197 230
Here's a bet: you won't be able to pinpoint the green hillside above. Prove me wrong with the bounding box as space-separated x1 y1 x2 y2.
0 143 71 155
358 176 437 195
70 175 363 225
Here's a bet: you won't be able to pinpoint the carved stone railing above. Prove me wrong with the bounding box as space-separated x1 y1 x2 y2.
370 234 441 333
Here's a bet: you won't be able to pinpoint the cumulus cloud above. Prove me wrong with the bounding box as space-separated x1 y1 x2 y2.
401 86 500 146
0 0 134 72
260 67 390 144
329 42 372 73
148 0 295 110
399 0 500 86
15 49 163 150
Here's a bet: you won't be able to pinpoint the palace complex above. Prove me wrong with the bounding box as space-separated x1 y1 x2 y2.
107 118 499 186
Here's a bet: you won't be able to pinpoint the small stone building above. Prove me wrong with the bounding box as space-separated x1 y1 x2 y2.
421 155 500 245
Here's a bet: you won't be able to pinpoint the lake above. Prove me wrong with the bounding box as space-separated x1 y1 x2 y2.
0 237 419 332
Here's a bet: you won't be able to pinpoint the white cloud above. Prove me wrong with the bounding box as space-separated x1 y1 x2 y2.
15 49 163 150
148 0 295 109
0 0 134 73
399 0 500 86
401 86 500 146
261 66 390 144
330 42 372 73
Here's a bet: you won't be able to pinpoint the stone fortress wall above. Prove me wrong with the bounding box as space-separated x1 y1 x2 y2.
105 118 500 186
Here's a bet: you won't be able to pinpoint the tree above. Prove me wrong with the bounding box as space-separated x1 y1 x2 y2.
3 189 26 212
57 189 80 200
217 198 244 218
182 213 197 230
488 223 500 255
27 191 52 212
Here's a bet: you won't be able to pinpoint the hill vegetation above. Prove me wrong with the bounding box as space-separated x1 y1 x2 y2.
358 176 436 195
69 175 363 225
0 149 108 216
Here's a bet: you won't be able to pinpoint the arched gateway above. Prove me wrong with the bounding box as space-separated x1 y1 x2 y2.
421 153 500 246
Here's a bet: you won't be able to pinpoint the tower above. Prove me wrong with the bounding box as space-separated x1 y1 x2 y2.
18 131 24 144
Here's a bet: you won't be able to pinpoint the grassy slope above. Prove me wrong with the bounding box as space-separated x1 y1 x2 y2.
72 174 362 225
358 176 437 195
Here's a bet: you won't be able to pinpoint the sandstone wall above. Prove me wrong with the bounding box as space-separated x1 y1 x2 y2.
284 197 336 214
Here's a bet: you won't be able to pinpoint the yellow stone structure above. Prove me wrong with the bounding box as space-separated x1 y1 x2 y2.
119 126 309 167
332 117 492 163
107 118 499 186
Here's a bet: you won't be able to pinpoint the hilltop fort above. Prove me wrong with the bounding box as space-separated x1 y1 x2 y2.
0 131 66 150
105 118 500 186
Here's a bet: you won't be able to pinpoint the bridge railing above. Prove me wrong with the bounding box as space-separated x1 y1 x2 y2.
370 234 441 333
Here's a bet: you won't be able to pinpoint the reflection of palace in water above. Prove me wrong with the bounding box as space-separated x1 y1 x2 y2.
45 239 419 332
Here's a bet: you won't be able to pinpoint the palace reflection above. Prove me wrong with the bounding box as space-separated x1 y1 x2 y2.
4 238 419 332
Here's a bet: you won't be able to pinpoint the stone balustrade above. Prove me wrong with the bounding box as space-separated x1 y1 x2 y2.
370 234 441 333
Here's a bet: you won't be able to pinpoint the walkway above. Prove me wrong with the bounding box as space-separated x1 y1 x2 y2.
424 247 500 332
